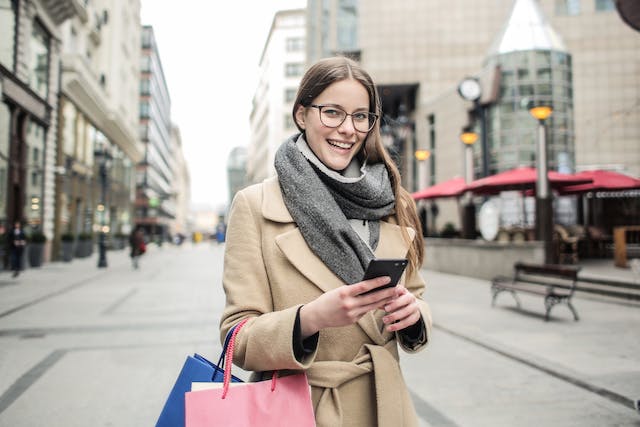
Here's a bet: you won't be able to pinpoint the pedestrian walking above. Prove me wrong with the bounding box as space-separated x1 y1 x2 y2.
220 56 432 426
129 227 145 269
7 221 27 277
215 222 226 244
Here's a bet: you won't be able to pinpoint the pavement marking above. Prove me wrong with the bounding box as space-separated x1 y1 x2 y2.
0 320 218 337
101 288 138 315
409 390 460 427
0 273 104 319
434 323 638 412
0 349 67 415
0 340 221 415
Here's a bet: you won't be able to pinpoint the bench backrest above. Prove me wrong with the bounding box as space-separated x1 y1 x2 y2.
514 262 580 279
514 262 581 294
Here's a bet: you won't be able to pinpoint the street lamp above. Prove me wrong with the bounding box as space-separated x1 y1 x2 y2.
414 149 431 190
460 131 479 239
414 149 431 236
460 131 479 184
529 104 554 264
94 140 113 268
458 77 490 178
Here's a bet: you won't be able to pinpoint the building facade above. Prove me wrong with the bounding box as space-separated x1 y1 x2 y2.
0 0 87 262
54 0 142 260
303 0 639 231
247 9 306 184
168 124 190 240
136 25 174 243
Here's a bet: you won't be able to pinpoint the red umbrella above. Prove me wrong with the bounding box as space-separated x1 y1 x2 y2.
412 177 467 200
558 170 640 194
467 167 592 195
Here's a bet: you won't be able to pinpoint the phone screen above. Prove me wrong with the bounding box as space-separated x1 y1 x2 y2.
361 258 408 294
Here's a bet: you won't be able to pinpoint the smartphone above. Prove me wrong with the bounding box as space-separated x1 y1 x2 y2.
361 258 408 294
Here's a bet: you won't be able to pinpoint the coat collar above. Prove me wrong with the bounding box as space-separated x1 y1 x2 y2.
263 176 415 343
262 176 293 223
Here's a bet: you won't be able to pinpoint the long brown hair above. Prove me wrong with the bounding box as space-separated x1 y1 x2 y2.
292 56 424 275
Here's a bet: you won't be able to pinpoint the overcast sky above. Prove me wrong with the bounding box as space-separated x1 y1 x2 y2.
140 1 305 211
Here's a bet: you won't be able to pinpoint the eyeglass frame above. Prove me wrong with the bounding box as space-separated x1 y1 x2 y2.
308 104 379 133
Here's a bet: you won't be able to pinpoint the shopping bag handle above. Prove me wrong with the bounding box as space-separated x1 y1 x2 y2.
212 323 239 380
221 318 278 398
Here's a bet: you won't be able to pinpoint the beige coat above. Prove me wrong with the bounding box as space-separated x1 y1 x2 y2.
220 177 432 427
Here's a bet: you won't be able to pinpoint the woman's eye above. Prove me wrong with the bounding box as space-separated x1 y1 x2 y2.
324 109 342 117
353 113 368 121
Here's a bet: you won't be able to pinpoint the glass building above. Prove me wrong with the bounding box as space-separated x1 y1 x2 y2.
483 0 575 176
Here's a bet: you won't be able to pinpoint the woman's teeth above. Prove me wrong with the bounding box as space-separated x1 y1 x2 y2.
328 140 352 149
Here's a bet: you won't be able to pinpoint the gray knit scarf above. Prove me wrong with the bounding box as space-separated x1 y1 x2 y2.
274 134 395 285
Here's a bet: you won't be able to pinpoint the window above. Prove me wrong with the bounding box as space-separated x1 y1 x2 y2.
285 88 297 102
286 37 304 52
28 20 50 99
140 56 151 72
555 0 580 15
285 62 304 77
0 0 17 70
24 119 45 227
140 102 150 118
595 0 615 11
140 79 150 95
337 0 358 52
284 114 295 130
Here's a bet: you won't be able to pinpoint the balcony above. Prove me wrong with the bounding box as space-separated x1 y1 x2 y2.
40 0 87 24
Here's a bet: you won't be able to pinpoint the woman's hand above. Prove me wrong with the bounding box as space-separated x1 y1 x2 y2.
381 286 421 333
299 276 397 338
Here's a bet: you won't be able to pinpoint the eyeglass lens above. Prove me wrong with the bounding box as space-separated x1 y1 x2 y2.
315 106 376 132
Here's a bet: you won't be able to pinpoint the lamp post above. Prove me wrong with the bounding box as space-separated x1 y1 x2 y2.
414 149 431 189
458 77 489 178
529 105 554 264
460 131 479 239
94 141 112 268
414 149 431 236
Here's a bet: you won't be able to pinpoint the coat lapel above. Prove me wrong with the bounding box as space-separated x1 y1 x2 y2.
263 177 415 343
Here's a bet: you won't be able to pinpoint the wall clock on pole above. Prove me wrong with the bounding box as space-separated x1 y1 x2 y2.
458 77 482 102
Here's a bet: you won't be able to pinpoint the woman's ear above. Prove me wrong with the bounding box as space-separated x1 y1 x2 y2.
294 105 306 129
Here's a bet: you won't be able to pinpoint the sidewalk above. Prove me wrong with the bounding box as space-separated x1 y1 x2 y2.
403 262 640 426
1 248 639 426
0 246 133 317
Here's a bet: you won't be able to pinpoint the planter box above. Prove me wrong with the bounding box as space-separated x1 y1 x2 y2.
424 237 545 280
28 243 45 267
61 241 74 262
75 240 93 258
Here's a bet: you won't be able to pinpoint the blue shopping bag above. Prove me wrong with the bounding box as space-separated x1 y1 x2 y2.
155 327 243 427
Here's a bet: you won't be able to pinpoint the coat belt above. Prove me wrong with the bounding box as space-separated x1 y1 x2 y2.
306 340 407 427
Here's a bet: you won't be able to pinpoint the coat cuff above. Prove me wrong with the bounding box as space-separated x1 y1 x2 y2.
293 306 319 362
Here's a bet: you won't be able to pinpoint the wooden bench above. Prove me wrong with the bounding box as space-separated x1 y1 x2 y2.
491 262 581 321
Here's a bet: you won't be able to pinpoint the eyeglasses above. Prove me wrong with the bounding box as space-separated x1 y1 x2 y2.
309 104 378 133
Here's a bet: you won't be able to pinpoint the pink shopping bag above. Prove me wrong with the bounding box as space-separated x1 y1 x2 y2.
185 319 315 427
185 372 315 427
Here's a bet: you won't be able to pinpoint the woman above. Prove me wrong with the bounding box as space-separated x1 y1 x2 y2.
129 227 145 269
220 56 431 426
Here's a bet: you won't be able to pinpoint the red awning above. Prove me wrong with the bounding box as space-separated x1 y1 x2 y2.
466 167 592 195
559 170 640 195
412 177 467 200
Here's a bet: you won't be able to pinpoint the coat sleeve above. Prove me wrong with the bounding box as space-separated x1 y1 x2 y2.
219 187 318 373
396 253 433 354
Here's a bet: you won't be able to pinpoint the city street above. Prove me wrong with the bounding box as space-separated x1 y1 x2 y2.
0 243 638 426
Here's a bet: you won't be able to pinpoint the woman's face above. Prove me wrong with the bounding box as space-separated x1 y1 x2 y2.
295 78 371 172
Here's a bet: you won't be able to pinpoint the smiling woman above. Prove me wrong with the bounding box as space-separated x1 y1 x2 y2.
219 56 432 426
